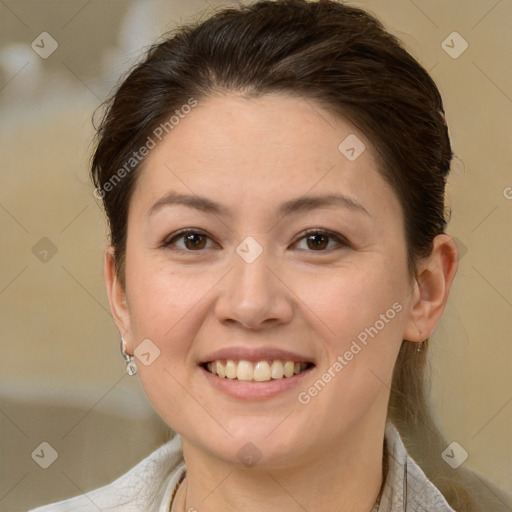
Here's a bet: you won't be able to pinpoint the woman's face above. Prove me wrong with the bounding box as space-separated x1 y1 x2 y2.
112 93 421 468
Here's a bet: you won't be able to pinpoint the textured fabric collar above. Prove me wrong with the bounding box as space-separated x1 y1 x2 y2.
28 421 455 512
379 422 455 511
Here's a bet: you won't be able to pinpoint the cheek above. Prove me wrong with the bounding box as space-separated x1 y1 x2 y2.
293 271 404 432
125 248 210 335
295 261 406 395
296 261 405 340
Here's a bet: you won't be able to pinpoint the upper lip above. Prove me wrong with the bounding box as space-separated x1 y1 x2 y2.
200 346 315 364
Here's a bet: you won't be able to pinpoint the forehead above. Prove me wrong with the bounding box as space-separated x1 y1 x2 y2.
130 92 401 222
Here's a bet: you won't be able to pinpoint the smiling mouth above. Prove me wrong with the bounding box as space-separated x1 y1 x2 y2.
201 359 314 382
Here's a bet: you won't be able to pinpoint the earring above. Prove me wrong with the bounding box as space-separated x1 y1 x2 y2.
417 329 424 352
120 337 138 375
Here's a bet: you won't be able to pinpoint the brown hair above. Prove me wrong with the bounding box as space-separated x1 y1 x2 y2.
91 1 486 509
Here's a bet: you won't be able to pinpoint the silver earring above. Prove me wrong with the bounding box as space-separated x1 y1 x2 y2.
120 337 138 375
417 329 425 352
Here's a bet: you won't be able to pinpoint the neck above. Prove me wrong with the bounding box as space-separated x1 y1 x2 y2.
174 416 387 512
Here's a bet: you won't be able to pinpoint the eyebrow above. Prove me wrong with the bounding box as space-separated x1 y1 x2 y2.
146 191 370 219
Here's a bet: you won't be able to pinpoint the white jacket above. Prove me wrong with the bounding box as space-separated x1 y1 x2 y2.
28 422 455 511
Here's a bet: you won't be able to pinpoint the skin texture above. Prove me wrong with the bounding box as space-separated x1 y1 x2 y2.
104 93 458 512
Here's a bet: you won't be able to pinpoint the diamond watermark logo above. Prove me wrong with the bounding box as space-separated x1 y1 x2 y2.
134 338 161 366
236 442 262 467
32 237 58 263
338 134 365 161
441 441 468 469
441 32 468 59
31 442 58 469
31 32 59 59
236 236 263 263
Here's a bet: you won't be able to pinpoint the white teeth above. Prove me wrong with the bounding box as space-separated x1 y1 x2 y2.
225 360 237 379
237 360 253 381
270 360 284 379
216 360 226 378
253 361 271 381
283 361 295 378
205 359 310 381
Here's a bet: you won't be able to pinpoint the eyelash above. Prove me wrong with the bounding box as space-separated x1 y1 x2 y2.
161 228 350 253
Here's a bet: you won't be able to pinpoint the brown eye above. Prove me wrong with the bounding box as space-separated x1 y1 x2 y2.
163 230 213 251
305 233 329 250
294 229 348 252
183 233 207 250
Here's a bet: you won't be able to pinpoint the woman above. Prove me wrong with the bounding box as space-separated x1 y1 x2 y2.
28 1 507 511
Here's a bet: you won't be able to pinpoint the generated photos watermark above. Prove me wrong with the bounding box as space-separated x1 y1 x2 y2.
94 98 198 200
298 301 403 404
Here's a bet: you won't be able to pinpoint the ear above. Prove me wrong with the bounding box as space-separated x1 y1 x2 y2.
104 246 133 352
403 234 459 343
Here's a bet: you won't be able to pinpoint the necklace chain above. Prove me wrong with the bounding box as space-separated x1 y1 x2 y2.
169 471 186 512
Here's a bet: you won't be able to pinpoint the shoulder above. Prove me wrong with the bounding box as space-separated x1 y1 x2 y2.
27 433 185 512
382 422 512 511
381 422 456 511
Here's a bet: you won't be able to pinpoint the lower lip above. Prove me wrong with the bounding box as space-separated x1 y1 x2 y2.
200 365 314 400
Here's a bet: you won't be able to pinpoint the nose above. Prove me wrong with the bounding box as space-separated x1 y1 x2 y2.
214 243 294 330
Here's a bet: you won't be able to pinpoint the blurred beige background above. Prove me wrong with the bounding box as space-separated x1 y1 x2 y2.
1 0 511 510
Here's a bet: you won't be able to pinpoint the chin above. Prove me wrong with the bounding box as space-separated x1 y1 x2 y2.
175 418 307 468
